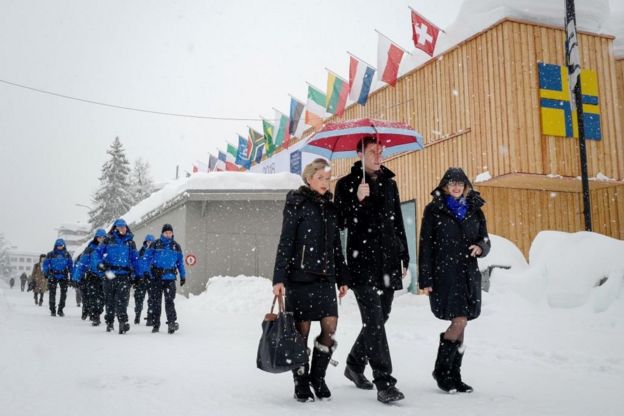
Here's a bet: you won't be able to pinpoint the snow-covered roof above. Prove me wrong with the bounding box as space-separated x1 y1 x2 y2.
400 0 621 73
122 171 303 227
57 222 91 233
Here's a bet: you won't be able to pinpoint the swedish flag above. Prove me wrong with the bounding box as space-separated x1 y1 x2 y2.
538 62 601 140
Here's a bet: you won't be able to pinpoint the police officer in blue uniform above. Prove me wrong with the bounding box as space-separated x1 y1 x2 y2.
144 224 186 334
43 239 73 317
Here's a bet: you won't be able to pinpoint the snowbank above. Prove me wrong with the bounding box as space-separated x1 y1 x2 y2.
185 275 272 314
478 234 528 272
491 231 624 312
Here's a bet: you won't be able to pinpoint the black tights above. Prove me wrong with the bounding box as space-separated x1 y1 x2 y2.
296 316 337 348
444 316 467 343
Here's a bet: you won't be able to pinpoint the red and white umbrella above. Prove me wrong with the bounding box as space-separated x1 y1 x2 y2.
302 118 424 177
302 118 424 159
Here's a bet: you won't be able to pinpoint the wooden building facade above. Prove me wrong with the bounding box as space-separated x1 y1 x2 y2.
325 18 624 256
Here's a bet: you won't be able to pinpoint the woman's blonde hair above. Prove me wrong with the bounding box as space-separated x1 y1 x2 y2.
302 158 331 185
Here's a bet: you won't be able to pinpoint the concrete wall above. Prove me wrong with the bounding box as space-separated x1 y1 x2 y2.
184 199 285 294
131 195 287 295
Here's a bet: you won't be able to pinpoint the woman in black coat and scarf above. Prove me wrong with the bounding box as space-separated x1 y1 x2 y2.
418 167 490 394
273 158 350 402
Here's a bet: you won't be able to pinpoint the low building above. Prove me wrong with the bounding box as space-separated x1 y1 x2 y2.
123 171 303 294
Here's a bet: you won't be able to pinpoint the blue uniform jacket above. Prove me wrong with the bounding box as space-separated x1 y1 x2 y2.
43 248 73 280
93 229 139 278
137 244 152 278
71 241 104 282
144 236 186 281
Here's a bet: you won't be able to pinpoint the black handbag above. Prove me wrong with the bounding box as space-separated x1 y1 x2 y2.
256 295 308 373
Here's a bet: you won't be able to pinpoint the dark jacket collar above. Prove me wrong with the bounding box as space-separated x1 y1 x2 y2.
349 160 396 181
297 185 333 202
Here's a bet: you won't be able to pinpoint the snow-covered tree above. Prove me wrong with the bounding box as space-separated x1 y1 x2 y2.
129 158 155 205
0 233 11 278
88 137 134 229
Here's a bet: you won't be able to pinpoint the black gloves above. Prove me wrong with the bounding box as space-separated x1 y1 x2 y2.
180 279 186 287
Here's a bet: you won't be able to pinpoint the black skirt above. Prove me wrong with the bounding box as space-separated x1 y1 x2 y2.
285 279 338 322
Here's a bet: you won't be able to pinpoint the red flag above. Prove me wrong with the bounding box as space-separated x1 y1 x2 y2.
411 10 441 57
377 32 405 87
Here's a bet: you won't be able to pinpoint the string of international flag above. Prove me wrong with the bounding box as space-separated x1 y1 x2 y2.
193 7 443 173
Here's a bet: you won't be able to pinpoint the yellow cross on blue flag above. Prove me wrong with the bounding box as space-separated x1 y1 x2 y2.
538 62 601 140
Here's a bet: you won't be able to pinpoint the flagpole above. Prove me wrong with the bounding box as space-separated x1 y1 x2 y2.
346 51 377 70
566 0 592 231
374 29 411 55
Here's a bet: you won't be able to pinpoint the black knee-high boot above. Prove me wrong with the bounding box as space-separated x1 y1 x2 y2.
452 343 473 393
310 337 337 399
432 333 459 393
292 362 314 402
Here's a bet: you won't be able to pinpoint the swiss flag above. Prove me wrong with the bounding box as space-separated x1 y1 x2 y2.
411 10 441 57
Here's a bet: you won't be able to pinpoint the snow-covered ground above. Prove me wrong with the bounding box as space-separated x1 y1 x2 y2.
1 232 623 416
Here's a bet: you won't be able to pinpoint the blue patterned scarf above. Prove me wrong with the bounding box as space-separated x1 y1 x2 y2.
445 194 468 221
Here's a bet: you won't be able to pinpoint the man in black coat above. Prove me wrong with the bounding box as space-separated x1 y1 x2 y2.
334 136 409 404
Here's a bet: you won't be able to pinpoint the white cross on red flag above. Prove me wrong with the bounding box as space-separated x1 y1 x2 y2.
410 9 441 57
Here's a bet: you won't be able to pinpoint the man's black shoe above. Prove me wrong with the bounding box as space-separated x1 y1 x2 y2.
377 386 405 404
344 367 374 390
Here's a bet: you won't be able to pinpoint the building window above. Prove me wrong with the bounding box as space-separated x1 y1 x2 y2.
26 258 32 263
19 258 24 262
11 257 17 262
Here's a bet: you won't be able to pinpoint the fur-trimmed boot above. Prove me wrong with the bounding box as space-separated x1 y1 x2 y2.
292 363 314 402
309 337 337 400
432 333 459 393
451 343 473 393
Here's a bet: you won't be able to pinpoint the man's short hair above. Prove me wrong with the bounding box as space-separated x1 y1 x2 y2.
357 136 378 153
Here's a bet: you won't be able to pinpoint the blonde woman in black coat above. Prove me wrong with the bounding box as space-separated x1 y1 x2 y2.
418 167 490 394
273 158 350 402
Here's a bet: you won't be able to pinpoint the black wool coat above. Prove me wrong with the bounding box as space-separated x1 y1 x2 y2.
334 161 409 290
418 188 491 321
273 186 349 287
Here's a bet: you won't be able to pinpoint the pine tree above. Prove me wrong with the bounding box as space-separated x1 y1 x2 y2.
129 158 155 205
88 137 134 229
0 233 11 278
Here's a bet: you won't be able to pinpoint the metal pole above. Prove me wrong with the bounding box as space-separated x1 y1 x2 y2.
566 0 592 231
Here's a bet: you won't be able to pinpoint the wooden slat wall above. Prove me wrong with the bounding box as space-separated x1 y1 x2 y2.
327 19 624 257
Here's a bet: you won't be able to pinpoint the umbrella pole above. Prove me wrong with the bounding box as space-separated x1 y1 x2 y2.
361 136 365 183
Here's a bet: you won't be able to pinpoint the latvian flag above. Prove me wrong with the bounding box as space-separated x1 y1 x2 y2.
192 160 209 173
377 32 405 86
306 85 326 131
410 9 441 57
326 70 349 116
349 55 375 106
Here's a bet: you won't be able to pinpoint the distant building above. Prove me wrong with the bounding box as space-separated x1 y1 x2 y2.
56 222 91 255
7 250 41 278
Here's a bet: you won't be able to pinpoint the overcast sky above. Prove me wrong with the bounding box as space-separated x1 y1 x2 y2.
1 0 620 253
0 0 463 252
